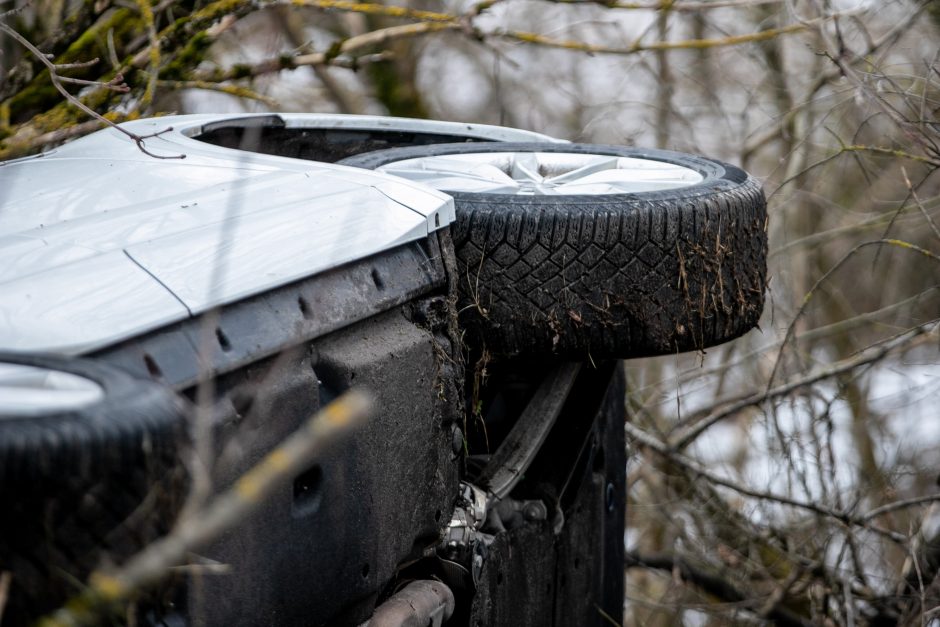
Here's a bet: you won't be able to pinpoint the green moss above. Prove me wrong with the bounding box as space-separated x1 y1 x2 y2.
160 31 213 80
929 2 940 31
324 41 344 62
32 102 86 131
57 8 140 65
229 64 254 80
0 102 86 159
5 81 59 122
2 8 142 124
367 59 428 119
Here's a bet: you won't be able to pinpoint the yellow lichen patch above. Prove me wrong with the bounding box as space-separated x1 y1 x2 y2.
265 448 291 472
322 402 352 428
235 473 263 501
288 0 456 23
89 573 127 601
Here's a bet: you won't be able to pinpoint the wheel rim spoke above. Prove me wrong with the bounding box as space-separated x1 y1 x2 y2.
378 152 703 195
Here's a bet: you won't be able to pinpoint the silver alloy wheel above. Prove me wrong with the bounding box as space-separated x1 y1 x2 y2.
0 362 104 416
374 152 704 195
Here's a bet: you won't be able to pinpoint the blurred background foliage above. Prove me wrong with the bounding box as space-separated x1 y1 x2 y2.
2 0 940 624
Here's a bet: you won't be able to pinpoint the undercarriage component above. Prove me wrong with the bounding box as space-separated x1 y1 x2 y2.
468 361 626 626
361 580 455 627
476 362 581 502
438 363 581 600
439 483 493 586
438 362 581 590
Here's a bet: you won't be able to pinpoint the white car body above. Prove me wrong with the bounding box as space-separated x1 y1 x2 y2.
0 113 559 355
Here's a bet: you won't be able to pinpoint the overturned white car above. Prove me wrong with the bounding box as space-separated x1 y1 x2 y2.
0 113 766 627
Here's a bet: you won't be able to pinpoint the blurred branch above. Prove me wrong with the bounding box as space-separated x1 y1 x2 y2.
155 79 278 106
183 6 825 87
0 20 183 159
286 0 460 22
36 390 373 627
838 145 940 168
1 0 855 160
0 117 104 151
901 166 940 242
638 287 939 400
771 205 940 258
671 320 938 450
549 0 784 10
768 240 940 387
624 550 813 627
743 4 927 160
191 21 458 82
864 496 940 523
806 0 940 159
494 22 809 54
772 145 940 198
626 422 908 541
135 0 159 112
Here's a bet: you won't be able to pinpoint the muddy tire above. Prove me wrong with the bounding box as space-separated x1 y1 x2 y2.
340 143 767 359
0 354 187 623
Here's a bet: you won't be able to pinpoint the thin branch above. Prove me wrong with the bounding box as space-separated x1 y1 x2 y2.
671 320 937 451
653 287 940 403
135 0 160 111
57 73 130 91
155 79 278 106
54 59 102 70
767 239 940 388
557 0 785 9
863 495 940 523
770 201 940 258
183 10 831 86
0 1 28 21
742 5 926 159
285 0 458 22
494 21 810 55
0 21 183 159
191 21 459 82
626 422 907 542
806 0 940 160
838 145 940 168
773 146 940 199
901 166 940 242
625 550 813 627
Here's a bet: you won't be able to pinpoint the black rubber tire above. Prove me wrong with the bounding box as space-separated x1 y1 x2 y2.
0 354 187 624
340 143 767 359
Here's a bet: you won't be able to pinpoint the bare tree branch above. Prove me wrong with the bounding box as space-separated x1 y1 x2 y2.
672 320 938 450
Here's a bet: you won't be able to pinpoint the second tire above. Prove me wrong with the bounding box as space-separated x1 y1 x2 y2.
341 143 768 359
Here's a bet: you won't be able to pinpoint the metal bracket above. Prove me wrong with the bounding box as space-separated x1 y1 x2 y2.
437 362 580 586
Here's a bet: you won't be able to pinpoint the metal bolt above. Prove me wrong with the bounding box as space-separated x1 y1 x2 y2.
606 482 616 512
451 425 463 456
523 501 547 521
471 553 484 586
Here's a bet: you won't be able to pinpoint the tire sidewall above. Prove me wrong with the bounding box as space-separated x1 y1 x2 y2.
341 142 767 360
0 353 186 482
